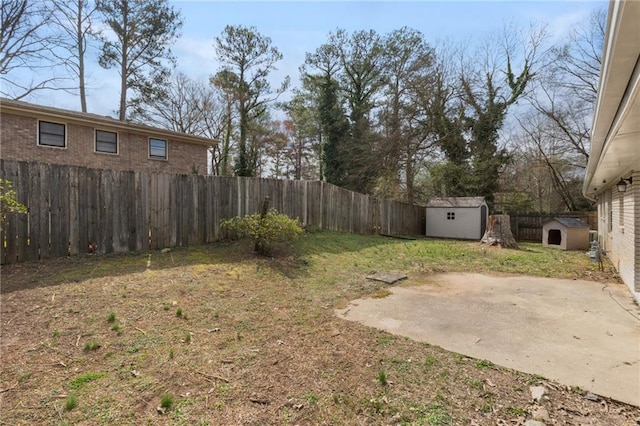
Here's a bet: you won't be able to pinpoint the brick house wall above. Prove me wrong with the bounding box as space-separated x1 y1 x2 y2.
0 101 213 175
597 170 639 295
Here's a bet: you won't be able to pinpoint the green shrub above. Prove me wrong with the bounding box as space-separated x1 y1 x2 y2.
0 179 27 231
221 209 303 256
160 394 173 409
83 340 100 352
70 372 108 390
377 370 388 386
64 395 78 411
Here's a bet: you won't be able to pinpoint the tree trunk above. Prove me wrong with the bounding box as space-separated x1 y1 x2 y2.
480 214 518 248
255 196 270 254
76 1 87 113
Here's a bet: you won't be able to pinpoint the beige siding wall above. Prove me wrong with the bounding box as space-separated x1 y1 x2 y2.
566 227 589 250
1 112 208 175
634 171 640 293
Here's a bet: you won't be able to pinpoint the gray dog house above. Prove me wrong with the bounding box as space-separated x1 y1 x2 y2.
542 218 590 250
426 197 488 240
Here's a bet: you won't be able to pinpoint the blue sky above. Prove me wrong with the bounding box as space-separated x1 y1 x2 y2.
23 1 606 116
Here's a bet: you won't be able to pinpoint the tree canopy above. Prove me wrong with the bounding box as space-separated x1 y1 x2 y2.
1 5 604 212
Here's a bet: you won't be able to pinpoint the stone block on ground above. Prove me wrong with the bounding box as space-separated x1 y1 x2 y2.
366 272 407 284
530 386 547 402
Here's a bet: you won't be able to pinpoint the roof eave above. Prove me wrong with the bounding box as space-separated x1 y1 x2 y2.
583 0 640 197
0 98 217 147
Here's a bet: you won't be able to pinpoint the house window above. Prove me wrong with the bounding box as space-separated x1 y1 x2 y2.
447 212 455 220
149 138 167 159
95 130 118 154
38 121 66 147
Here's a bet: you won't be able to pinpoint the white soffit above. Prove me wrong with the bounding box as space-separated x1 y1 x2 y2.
584 0 640 196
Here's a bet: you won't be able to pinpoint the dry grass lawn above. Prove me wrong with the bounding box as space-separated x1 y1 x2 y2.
1 232 638 425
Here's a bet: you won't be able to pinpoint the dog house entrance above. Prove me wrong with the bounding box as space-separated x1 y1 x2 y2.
548 229 562 245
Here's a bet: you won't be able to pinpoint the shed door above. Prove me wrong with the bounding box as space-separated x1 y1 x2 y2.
480 205 487 236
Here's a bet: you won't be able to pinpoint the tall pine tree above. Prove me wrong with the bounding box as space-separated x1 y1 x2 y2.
97 0 182 120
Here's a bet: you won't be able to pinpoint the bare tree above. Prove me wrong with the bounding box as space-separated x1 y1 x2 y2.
515 111 585 211
130 73 227 175
0 0 62 99
48 0 98 112
547 8 605 105
131 73 223 135
515 7 605 211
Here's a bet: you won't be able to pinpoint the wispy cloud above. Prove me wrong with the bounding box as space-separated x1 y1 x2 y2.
174 36 217 79
13 0 605 117
547 8 593 41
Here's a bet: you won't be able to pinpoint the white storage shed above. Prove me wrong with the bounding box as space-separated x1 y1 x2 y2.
425 197 489 240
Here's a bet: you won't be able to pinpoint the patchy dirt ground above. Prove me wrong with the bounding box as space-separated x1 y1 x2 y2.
1 234 638 425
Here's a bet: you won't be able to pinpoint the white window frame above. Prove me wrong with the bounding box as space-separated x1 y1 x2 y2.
37 120 66 148
149 137 168 160
95 129 119 155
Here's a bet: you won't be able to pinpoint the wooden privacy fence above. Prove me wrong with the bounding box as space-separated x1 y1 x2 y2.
507 211 597 242
0 160 425 264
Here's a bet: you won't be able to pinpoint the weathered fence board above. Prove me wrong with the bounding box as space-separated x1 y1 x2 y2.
1 160 425 264
135 172 149 252
27 162 42 260
51 165 70 258
68 167 79 255
205 176 217 242
101 170 114 255
86 168 97 254
38 163 51 259
1 161 17 263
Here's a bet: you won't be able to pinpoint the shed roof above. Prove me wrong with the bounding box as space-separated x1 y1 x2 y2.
545 218 590 228
426 197 486 208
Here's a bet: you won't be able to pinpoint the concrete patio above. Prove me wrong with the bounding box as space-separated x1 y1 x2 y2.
336 273 640 407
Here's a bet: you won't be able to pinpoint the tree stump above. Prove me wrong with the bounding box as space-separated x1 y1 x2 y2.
480 214 518 248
